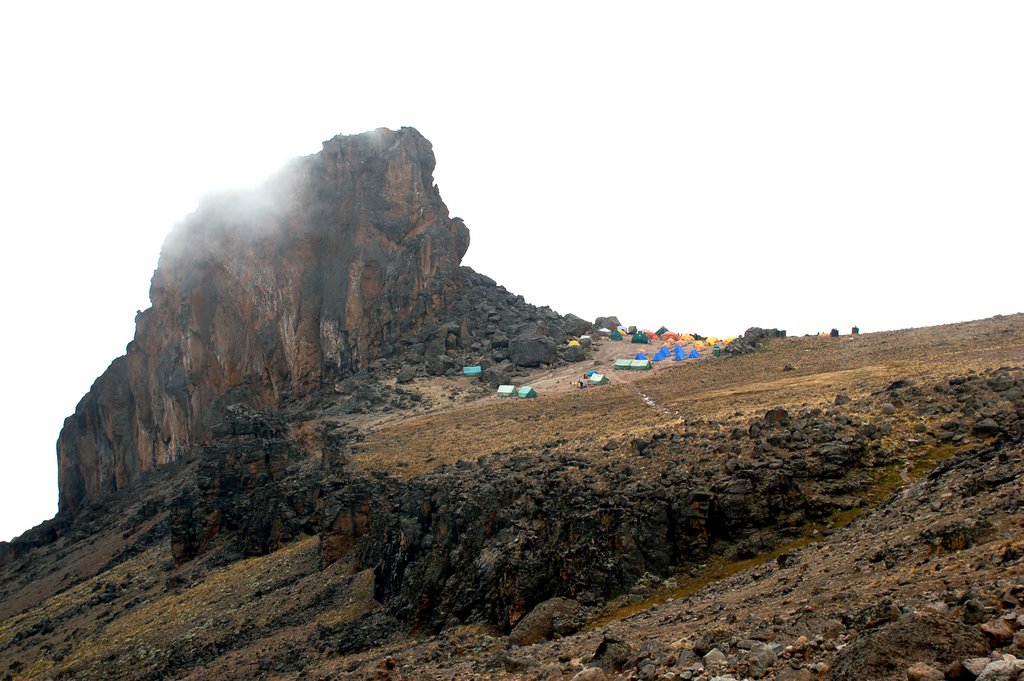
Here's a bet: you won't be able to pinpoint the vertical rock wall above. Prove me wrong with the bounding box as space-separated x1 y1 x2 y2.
57 127 470 513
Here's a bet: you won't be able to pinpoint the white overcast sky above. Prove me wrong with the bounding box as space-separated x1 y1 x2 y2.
1 2 1022 542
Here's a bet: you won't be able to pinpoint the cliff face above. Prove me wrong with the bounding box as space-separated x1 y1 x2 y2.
57 127 470 513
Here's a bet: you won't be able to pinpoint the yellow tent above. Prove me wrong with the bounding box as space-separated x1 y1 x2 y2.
706 336 718 345
724 336 735 344
567 340 581 347
694 340 706 349
681 335 694 342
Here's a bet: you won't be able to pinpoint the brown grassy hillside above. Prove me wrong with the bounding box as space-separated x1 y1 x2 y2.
2 314 1022 681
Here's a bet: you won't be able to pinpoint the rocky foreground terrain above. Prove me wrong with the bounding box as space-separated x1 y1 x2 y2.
2 315 1022 681
1 129 1022 680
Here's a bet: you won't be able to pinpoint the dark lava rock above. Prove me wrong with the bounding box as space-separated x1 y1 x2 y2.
563 314 593 337
396 364 417 384
482 361 515 388
590 635 635 673
317 608 400 656
563 345 586 362
509 334 558 367
826 611 989 681
972 417 1001 435
764 406 790 426
722 327 786 356
508 597 584 646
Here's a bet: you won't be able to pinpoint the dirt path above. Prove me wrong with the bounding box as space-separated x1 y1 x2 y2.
631 384 687 420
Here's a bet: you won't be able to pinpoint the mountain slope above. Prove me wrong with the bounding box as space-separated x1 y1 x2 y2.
2 315 1022 680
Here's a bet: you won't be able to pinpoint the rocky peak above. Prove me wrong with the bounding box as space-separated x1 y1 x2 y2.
57 127 469 514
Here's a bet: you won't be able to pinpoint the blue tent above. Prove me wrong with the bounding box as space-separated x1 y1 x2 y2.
634 352 647 360
586 369 598 377
673 346 686 361
652 347 670 361
688 349 700 359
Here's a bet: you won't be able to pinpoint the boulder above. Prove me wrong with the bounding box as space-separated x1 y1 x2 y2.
972 417 1001 435
591 635 635 673
509 335 558 367
703 647 727 667
563 314 593 337
764 406 790 426
396 364 417 384
563 345 586 362
508 597 584 646
481 362 515 388
594 316 621 331
826 612 989 681
976 656 1024 681
746 641 778 678
722 327 786 357
490 330 510 348
949 658 992 679
980 617 1015 647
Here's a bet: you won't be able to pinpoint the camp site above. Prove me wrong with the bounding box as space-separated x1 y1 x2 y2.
463 324 737 401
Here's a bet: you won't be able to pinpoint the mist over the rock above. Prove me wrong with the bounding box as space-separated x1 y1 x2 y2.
57 127 471 513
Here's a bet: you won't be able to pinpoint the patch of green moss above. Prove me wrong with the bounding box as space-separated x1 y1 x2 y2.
907 444 959 481
587 532 821 629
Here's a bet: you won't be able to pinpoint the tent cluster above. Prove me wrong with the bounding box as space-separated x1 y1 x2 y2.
497 385 538 398
602 324 735 351
606 324 736 370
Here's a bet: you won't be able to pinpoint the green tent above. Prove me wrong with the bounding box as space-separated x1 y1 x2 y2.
630 359 653 370
609 330 623 341
463 365 482 377
589 373 609 385
614 359 633 370
517 386 538 398
497 385 516 397
655 326 669 336
631 331 649 344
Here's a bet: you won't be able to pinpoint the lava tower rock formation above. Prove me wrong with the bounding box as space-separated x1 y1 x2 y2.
57 128 469 513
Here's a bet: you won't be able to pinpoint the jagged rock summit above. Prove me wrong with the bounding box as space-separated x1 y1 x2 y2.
57 127 474 513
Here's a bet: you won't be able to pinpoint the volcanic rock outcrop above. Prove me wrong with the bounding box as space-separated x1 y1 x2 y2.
57 128 475 513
